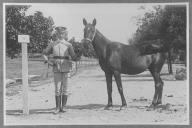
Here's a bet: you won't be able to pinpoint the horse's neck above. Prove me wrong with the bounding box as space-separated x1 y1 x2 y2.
92 30 110 59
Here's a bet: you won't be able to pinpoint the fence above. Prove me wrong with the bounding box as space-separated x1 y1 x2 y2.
70 59 98 76
29 57 99 77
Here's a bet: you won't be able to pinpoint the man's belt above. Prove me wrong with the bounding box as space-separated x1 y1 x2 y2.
53 56 70 60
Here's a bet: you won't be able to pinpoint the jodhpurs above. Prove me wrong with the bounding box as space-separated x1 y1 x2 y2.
54 72 71 96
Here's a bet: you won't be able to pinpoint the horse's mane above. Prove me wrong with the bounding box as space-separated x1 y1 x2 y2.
96 29 111 43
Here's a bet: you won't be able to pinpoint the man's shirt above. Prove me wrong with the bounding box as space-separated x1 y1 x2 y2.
43 39 76 72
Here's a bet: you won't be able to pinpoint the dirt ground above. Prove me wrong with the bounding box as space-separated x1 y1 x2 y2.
5 65 189 125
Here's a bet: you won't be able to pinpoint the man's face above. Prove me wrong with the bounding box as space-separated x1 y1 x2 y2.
59 31 68 40
63 32 68 40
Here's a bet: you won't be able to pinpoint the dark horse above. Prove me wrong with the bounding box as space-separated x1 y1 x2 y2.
83 18 167 110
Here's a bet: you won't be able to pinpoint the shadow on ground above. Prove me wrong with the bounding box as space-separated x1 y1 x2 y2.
6 104 124 115
6 102 176 115
6 108 55 115
80 73 176 82
67 104 106 110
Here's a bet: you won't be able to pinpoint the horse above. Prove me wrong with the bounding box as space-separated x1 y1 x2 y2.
82 18 167 110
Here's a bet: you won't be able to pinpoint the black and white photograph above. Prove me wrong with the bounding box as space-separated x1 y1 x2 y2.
4 2 189 125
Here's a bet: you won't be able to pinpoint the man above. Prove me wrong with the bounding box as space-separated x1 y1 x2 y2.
43 26 79 114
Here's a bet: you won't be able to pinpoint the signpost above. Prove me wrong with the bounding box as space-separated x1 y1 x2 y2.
18 35 30 115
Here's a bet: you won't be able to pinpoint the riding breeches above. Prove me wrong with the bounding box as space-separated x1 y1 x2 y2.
54 72 71 96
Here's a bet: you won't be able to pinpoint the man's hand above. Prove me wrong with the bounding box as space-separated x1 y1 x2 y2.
75 52 82 61
43 55 49 63
44 60 48 64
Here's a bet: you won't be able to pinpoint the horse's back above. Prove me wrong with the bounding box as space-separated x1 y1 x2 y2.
105 42 166 75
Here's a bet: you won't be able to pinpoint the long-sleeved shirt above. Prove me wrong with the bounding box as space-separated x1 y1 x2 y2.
43 39 76 72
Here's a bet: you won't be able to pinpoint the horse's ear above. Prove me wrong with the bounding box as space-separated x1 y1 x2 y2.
83 18 87 26
92 18 96 26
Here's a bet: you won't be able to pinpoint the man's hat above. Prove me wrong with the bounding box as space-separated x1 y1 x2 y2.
55 26 67 34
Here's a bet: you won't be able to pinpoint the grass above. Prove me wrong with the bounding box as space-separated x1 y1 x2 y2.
6 56 186 80
6 57 98 79
6 57 52 79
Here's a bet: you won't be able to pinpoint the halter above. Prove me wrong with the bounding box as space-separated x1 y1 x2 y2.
84 28 96 43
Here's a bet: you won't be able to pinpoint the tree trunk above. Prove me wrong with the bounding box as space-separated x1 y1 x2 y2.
184 51 186 67
168 51 173 74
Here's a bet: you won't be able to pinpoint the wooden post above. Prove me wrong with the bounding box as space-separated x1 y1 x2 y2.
18 35 30 115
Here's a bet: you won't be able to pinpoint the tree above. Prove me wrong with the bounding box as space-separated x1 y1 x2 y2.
131 5 187 74
26 11 54 53
6 5 55 58
6 5 30 58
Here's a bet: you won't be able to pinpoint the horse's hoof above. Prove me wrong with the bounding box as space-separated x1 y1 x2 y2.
157 101 162 105
104 105 113 110
147 103 161 111
60 107 67 113
146 104 156 111
149 104 155 107
53 109 60 114
120 105 127 110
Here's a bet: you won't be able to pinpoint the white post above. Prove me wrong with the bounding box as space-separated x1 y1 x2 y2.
18 35 30 115
22 43 29 115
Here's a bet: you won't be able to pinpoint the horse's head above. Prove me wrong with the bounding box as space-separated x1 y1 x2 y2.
83 18 97 43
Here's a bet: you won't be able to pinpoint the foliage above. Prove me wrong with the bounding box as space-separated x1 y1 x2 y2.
68 37 83 58
130 5 186 59
81 39 97 58
27 11 54 53
129 5 187 74
6 5 97 59
6 5 30 58
69 38 97 58
6 6 55 58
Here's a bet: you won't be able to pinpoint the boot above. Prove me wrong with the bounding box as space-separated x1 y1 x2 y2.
53 95 61 114
60 95 68 112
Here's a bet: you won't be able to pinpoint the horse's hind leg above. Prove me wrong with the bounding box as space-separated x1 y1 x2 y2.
113 71 127 110
149 69 164 106
156 76 164 105
104 71 113 110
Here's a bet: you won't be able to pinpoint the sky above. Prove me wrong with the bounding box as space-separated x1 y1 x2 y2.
25 3 157 44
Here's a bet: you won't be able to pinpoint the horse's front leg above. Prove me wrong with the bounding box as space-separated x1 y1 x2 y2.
114 71 127 110
104 71 113 110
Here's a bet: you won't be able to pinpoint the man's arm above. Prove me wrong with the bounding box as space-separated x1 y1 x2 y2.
42 43 53 62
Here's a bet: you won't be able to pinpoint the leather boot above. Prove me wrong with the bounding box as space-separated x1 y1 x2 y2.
60 95 68 112
54 95 61 114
